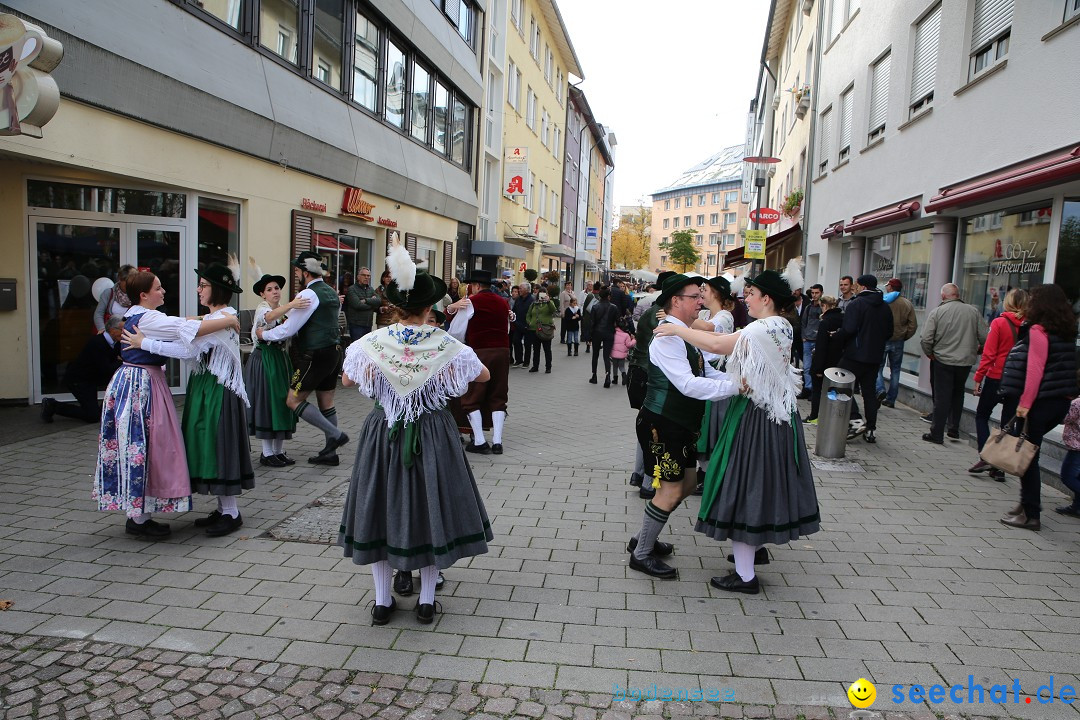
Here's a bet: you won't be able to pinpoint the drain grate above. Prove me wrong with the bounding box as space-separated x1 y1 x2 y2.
262 482 348 544
811 459 864 473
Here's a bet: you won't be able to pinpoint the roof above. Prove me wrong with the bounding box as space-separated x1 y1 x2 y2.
539 0 584 79
652 145 745 195
569 86 614 167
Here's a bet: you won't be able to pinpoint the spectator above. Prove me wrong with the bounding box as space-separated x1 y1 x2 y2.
93 264 136 332
374 269 398 328
559 281 575 344
344 267 380 342
610 317 636 387
589 288 620 387
837 275 855 312
837 274 893 444
875 278 918 409
526 291 557 373
447 276 462 302
581 282 599 354
563 298 581 356
804 295 843 424
41 315 123 423
1055 396 1080 519
920 284 988 446
800 284 823 396
511 282 534 368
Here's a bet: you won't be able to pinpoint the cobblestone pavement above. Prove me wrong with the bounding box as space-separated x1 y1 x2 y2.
2 350 1079 719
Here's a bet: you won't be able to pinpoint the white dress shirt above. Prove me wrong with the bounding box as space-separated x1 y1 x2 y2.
261 279 324 343
649 316 737 401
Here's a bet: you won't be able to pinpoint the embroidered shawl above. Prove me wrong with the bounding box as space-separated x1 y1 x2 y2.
343 323 483 425
190 307 249 407
727 315 801 423
252 301 283 346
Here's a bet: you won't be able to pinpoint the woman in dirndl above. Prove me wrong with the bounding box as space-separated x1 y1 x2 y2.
94 270 241 538
124 264 253 538
654 269 819 594
245 273 299 467
339 236 492 626
691 275 737 490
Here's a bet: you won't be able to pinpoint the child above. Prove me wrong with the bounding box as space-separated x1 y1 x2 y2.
1057 396 1080 518
610 318 636 387
245 274 299 467
563 298 581 356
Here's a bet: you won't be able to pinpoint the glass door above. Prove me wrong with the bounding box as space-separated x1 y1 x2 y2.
135 225 186 387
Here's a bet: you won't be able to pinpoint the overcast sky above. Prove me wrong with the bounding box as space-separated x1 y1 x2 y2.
557 0 771 209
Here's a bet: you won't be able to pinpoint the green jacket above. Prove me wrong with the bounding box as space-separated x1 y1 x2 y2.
526 301 557 331
344 283 381 326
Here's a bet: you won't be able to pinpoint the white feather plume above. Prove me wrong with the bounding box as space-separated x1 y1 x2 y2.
783 258 804 292
303 257 328 276
730 272 746 296
227 253 242 287
248 256 263 283
385 231 416 291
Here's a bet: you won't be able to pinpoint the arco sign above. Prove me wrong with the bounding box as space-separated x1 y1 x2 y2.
749 208 781 225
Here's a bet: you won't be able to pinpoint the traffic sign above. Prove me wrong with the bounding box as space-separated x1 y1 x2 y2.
749 208 781 225
744 230 767 259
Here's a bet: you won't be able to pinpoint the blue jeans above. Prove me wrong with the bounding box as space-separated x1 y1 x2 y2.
875 339 905 403
349 323 371 342
565 330 579 344
802 340 815 390
1061 450 1080 509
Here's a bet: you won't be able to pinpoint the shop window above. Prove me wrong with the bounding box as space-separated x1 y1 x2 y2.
353 12 379 111
197 198 241 309
312 0 344 91
28 180 187 217
869 232 896 277
893 227 933 376
261 0 300 64
1054 200 1080 320
385 39 406 128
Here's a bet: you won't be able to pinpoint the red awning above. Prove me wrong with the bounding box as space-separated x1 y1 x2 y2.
723 223 802 267
845 201 921 234
820 221 844 240
315 233 342 250
198 208 237 233
925 145 1080 212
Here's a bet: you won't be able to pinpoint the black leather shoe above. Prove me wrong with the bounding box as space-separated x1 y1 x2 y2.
308 453 339 466
603 375 611 388
40 398 55 423
394 571 414 597
260 454 287 467
314 432 350 459
529 367 539 373
627 536 674 557
628 554 677 579
193 510 222 528
466 442 492 455
881 401 895 408
710 572 760 594
638 486 656 500
276 453 296 465
1053 505 1080 518
921 433 944 445
416 601 440 625
370 597 397 626
125 518 171 538
947 428 960 440
589 375 598 384
693 482 704 495
491 443 503 454
864 430 876 444
628 473 644 487
999 511 1040 531
205 512 243 537
726 547 770 565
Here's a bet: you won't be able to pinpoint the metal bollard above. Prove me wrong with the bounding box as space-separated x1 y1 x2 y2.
815 367 856 458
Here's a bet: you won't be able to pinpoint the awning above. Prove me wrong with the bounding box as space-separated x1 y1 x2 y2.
724 223 802 267
821 221 845 240
541 243 576 260
845 201 921 234
926 145 1080 212
472 240 527 260
198 207 237 233
630 269 658 282
315 232 343 250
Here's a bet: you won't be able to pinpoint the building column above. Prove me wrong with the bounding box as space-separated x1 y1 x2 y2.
847 236 866 278
919 216 959 389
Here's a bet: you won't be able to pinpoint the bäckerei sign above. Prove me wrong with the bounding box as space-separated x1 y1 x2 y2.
0 14 63 138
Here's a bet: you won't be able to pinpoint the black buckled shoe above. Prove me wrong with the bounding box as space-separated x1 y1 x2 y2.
125 518 171 538
193 510 222 528
276 453 296 465
308 452 340 466
370 597 397 626
260 454 287 467
726 547 770 565
491 443 503 455
710 572 760 594
205 512 243 537
627 536 674 557
921 433 944 445
416 600 441 625
628 554 678 579
466 442 492 455
393 570 414 597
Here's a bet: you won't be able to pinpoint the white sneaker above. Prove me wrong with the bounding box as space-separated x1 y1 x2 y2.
847 420 866 439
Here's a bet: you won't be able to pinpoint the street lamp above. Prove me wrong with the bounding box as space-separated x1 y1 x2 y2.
742 155 780 275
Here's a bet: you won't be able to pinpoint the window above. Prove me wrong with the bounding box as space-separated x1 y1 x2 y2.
724 212 737 226
674 198 680 209
838 87 853 160
526 87 536 129
511 0 523 32
673 217 679 228
685 196 693 208
723 234 735 246
664 200 670 210
541 109 550 147
660 255 667 266
353 12 379 111
684 215 691 227
910 3 941 118
707 253 716 265
544 46 553 85
529 16 540 59
697 214 705 226
556 69 564 104
868 53 890 143
698 195 706 206
551 190 558 223
312 0 344 90
526 172 535 210
712 193 721 204
539 181 547 219
1069 0 1080 21
709 233 719 245
663 219 670 229
829 0 857 40
969 0 1012 79
818 107 832 173
450 97 467 165
432 81 448 155
196 0 243 29
453 0 473 44
725 190 738 206
552 126 561 157
507 61 519 110
263 0 300 64
710 213 719 225
411 62 431 143
696 235 703 246
384 39 407 128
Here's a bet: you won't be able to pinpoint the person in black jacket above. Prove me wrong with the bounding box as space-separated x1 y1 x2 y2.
42 315 124 423
589 288 621 387
511 282 534 367
835 275 893 443
805 297 843 423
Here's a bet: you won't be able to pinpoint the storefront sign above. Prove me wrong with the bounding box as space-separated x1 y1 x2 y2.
750 208 781 225
0 14 64 138
518 261 527 272
377 217 398 228
340 187 375 221
744 229 767 259
504 146 528 196
301 198 326 212
585 226 598 251
992 239 1044 276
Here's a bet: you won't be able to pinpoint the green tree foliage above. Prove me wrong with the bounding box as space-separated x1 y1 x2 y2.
660 229 701 272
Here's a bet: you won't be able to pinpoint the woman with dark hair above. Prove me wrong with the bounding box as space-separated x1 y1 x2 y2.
374 269 399 328
804 295 843 424
589 287 621 387
95 271 240 538
997 284 1078 530
654 270 818 593
691 276 737 489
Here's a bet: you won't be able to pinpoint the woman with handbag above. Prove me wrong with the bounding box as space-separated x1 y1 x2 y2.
994 284 1078 531
526 291 558 373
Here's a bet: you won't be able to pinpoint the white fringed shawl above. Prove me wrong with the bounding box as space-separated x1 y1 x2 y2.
343 324 483 426
727 315 801 423
191 308 249 407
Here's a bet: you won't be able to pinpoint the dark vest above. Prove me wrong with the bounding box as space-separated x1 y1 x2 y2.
999 324 1078 400
121 313 169 366
643 337 706 431
297 280 341 351
629 304 660 369
465 290 510 350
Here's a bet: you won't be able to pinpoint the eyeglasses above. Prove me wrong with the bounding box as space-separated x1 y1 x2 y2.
673 294 701 300
197 282 212 290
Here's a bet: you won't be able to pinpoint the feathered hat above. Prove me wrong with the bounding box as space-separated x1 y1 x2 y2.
783 258 804 293
384 232 446 310
195 263 243 294
292 251 329 277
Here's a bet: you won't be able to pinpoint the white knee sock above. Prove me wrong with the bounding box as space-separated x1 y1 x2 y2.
732 541 759 582
219 495 239 518
273 438 284 454
261 439 275 457
371 560 392 607
133 513 151 524
419 565 439 605
467 410 486 445
491 411 506 445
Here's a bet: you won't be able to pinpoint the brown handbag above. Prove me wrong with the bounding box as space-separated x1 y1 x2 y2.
980 418 1038 476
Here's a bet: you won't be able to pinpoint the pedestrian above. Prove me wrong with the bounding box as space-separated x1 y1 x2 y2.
563 297 581 356
559 281 575 344
837 275 855 312
97 270 240 538
338 262 493 625
374 269 399 329
628 274 735 579
610 317 636 387
447 276 462 302
511 281 534 367
875 278 917 409
799 284 823 396
653 268 818 593
969 288 1026 480
919 283 988 446
41 315 123 423
344 267 380 342
257 251 351 466
581 282 598 353
526 291 557 373
589 287 620 388
1054 396 1080 519
804 295 843 424
997 284 1077 530
245 273 299 468
837 274 893 444
93 264 136 332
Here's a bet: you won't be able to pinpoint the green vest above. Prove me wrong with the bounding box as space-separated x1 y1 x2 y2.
298 280 341 351
643 338 706 431
629 304 661 369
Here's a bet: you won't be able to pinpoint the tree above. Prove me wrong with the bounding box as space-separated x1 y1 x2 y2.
611 206 651 270
660 229 701 272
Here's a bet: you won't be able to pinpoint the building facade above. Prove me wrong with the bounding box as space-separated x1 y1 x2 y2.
649 145 750 275
0 0 483 403
560 86 613 287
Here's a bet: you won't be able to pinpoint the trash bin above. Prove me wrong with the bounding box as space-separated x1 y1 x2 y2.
815 367 856 458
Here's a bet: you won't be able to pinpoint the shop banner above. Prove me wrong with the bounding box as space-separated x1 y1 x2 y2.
744 229 767 259
504 146 528 197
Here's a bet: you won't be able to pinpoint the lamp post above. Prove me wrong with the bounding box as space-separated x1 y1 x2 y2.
742 155 781 275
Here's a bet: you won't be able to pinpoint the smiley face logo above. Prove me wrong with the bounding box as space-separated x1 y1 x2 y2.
847 678 876 708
